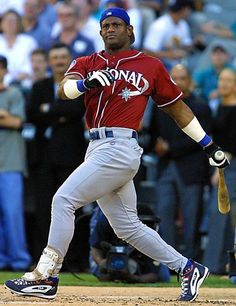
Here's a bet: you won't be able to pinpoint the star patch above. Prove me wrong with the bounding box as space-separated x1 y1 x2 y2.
119 87 131 101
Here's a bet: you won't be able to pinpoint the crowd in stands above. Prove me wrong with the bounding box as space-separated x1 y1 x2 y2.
0 0 236 281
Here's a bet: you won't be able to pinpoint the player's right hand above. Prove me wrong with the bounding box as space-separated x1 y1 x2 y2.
204 142 230 168
84 70 115 89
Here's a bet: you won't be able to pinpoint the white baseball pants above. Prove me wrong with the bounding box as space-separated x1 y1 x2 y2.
47 127 187 272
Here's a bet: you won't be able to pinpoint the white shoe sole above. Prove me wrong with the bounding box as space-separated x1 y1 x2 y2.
4 284 57 300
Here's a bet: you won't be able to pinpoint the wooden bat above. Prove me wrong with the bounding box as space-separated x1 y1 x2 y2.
218 168 230 214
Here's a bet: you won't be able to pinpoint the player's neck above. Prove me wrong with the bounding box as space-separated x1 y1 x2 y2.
105 46 131 55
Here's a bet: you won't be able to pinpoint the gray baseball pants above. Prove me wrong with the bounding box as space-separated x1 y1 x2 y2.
47 127 188 272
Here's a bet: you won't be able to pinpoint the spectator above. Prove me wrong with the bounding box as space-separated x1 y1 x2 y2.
21 48 49 100
138 0 162 18
37 0 57 32
51 0 103 53
21 48 49 252
202 18 233 40
0 55 31 271
191 0 236 42
137 0 162 43
189 0 235 50
0 0 24 16
193 44 234 101
30 48 49 83
143 0 193 71
149 64 212 259
52 2 95 59
22 0 52 50
27 43 86 260
89 205 170 283
0 10 38 87
203 68 236 274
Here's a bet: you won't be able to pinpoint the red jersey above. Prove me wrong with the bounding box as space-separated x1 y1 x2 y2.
65 49 182 130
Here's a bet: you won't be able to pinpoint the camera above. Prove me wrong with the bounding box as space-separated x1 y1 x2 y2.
106 245 134 278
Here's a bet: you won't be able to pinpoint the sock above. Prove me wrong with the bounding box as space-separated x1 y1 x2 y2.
183 259 193 273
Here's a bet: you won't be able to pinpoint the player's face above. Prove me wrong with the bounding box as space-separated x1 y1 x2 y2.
100 16 133 52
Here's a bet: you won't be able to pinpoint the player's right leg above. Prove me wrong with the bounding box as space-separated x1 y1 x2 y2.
5 246 61 299
5 137 141 299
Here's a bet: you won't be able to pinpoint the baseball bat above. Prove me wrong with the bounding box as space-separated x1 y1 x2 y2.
214 151 230 214
215 151 230 214
218 168 230 214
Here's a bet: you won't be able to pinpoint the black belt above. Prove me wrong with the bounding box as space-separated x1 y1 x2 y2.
89 130 137 140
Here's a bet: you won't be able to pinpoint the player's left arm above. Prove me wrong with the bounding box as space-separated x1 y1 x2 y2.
162 99 194 129
161 99 229 168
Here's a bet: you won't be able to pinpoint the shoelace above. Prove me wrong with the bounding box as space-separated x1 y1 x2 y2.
180 274 190 297
13 278 34 285
13 278 53 286
177 265 192 297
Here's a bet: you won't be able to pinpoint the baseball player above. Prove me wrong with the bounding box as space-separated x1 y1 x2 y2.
5 7 229 302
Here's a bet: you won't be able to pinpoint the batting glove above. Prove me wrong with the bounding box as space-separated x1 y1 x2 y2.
204 142 230 168
84 70 115 89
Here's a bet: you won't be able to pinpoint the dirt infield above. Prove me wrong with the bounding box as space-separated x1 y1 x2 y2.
1 286 236 306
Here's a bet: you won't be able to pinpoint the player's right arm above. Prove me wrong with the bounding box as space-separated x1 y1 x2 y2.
58 74 81 100
58 70 115 100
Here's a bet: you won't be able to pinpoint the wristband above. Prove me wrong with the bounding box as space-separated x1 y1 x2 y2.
63 79 87 99
182 116 212 147
76 80 88 92
198 134 212 147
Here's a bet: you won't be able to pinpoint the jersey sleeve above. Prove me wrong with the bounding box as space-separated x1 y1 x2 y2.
151 60 183 107
65 56 88 79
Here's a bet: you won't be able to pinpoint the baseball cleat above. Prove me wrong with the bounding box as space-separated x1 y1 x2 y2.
179 260 209 302
4 277 59 299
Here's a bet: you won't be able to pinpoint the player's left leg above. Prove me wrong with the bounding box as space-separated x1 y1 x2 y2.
98 180 209 301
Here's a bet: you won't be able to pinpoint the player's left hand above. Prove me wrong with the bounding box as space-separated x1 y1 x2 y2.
84 70 115 89
204 142 230 168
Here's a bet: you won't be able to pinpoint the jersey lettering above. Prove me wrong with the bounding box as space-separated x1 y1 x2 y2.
65 50 182 129
88 68 149 95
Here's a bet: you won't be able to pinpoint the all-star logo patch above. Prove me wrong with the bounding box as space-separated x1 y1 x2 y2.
119 87 131 101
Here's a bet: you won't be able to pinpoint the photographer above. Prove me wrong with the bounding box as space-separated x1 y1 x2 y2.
89 204 170 283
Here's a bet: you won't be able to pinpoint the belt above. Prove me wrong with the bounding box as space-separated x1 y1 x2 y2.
89 129 137 140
